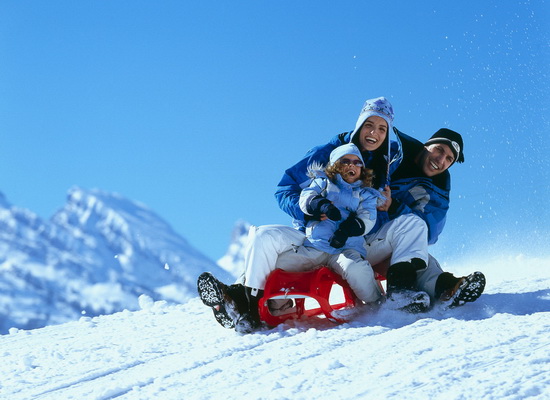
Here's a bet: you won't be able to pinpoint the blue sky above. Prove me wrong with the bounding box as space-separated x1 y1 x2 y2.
1 1 549 261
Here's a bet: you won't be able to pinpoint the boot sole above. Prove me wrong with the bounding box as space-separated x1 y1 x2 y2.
446 271 486 308
384 290 431 313
400 292 430 313
197 272 236 329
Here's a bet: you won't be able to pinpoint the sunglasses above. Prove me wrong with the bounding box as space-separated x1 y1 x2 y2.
339 158 364 167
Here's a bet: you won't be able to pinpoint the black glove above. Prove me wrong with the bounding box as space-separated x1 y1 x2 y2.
329 229 348 249
307 196 342 221
338 215 366 237
328 215 366 249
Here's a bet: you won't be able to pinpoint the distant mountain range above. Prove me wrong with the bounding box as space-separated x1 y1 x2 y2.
0 187 243 334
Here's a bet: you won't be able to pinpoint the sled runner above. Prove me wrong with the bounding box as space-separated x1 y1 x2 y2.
258 266 386 326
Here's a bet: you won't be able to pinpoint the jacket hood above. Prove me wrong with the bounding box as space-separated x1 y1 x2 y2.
306 163 328 180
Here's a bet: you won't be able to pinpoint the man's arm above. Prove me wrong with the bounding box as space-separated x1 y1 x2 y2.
388 180 449 244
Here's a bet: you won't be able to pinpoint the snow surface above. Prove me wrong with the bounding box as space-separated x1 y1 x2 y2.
1 254 549 400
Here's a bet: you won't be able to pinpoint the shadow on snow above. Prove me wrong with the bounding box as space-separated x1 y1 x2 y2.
255 289 550 334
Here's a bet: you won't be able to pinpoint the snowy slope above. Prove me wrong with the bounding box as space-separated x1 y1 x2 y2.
0 188 231 334
1 254 548 400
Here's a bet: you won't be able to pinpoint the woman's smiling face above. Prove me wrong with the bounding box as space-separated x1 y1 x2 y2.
357 116 388 152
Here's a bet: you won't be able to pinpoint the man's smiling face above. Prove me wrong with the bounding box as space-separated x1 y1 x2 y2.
417 143 456 177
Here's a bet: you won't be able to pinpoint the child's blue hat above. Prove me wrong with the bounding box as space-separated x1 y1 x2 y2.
329 143 365 166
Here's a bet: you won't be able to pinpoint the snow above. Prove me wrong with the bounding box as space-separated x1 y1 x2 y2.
1 254 549 400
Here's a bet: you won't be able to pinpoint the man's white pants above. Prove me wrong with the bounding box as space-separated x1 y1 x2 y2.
417 255 444 298
364 214 429 266
364 213 443 297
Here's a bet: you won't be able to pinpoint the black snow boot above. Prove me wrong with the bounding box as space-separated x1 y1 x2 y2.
235 287 264 334
385 258 430 313
383 290 431 313
434 272 461 299
386 258 426 292
197 272 247 329
437 271 486 308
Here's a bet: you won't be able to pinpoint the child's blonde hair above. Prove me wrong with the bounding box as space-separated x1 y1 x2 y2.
325 161 374 188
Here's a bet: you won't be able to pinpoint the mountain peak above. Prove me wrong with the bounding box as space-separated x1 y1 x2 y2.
0 187 231 333
217 219 252 278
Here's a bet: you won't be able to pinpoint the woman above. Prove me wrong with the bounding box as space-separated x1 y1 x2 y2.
198 97 400 333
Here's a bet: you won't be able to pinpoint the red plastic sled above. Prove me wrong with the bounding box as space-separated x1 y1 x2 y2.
257 267 345 326
258 263 389 327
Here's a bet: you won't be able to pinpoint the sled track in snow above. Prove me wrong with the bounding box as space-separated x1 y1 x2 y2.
22 324 388 400
21 332 297 399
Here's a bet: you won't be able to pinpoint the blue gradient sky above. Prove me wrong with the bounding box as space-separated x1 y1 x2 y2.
1 1 549 261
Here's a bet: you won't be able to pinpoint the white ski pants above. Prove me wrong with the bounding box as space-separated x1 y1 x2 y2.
241 216 444 299
417 254 445 298
364 213 442 297
364 214 429 266
242 225 306 290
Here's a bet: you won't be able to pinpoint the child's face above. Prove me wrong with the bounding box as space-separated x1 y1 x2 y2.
338 154 363 183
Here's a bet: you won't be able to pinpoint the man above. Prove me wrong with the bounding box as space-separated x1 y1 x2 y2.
368 127 485 312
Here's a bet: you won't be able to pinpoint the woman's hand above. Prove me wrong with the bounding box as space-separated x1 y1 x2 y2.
377 185 392 212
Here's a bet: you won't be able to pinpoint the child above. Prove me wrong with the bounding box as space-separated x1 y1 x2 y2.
198 143 386 333
272 143 385 306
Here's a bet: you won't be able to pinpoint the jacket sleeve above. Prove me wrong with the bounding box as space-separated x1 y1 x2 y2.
355 188 382 236
275 133 347 223
388 181 449 244
299 178 328 216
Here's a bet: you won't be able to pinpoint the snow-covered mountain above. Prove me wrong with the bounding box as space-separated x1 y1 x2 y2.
1 253 548 399
217 219 251 279
0 187 232 334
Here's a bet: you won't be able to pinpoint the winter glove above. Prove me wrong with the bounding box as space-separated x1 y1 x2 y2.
338 215 366 237
329 229 348 249
307 195 342 221
328 215 366 249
